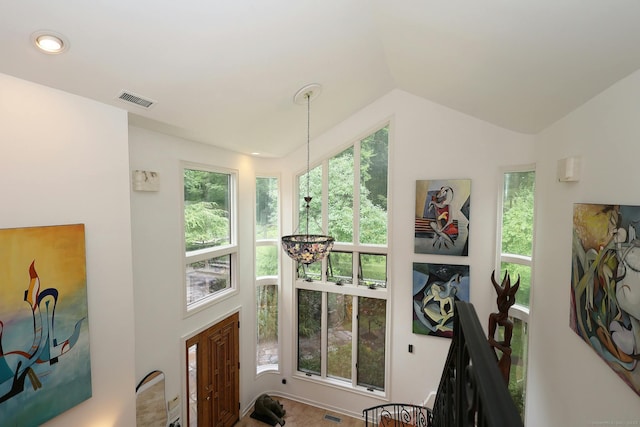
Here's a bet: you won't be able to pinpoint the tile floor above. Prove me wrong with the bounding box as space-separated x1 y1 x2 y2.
235 396 365 427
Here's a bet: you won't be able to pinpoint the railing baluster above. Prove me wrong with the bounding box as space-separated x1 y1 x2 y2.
432 301 523 427
363 301 522 427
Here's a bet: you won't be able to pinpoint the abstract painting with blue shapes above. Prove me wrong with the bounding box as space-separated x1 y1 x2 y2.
0 224 91 425
413 263 470 338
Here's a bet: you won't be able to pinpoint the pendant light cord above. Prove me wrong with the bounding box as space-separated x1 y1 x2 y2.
306 93 310 198
305 92 311 237
280 83 334 265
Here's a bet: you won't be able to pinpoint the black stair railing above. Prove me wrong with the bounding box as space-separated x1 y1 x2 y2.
431 301 523 427
363 301 522 427
363 403 432 426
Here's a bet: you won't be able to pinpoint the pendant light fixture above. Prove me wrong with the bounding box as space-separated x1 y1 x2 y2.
281 84 335 264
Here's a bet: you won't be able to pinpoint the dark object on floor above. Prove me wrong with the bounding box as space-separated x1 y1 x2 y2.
251 394 286 426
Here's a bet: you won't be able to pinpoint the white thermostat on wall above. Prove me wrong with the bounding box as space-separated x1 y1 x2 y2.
557 157 581 182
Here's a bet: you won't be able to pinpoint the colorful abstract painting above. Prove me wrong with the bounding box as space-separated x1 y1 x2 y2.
571 204 640 396
0 224 91 425
415 179 470 256
413 263 470 338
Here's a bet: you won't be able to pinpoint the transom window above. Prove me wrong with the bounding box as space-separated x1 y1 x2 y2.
183 163 237 312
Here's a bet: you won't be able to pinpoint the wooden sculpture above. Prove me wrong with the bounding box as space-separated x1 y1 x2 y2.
488 270 520 384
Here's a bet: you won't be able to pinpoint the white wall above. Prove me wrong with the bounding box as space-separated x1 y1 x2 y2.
385 89 534 404
128 89 535 420
0 73 136 426
530 69 640 426
128 126 261 418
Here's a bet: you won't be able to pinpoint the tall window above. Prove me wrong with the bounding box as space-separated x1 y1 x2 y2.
256 176 280 372
496 166 535 420
295 125 389 394
183 164 237 312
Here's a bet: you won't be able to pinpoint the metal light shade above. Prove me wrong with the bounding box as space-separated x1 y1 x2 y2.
281 83 335 265
281 234 335 264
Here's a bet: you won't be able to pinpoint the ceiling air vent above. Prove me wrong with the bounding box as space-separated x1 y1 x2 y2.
117 90 156 109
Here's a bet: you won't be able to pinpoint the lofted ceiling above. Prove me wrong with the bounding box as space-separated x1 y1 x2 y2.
2 0 640 157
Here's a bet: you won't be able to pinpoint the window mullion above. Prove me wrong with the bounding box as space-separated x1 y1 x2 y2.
322 159 330 281
495 170 506 276
353 140 361 245
353 250 360 287
352 296 359 387
353 141 361 286
321 291 328 378
230 170 238 246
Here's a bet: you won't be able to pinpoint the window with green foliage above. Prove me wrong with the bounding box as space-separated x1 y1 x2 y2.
256 176 280 372
497 167 535 420
183 164 237 311
298 289 322 375
295 125 389 394
257 282 278 370
327 251 353 285
500 170 535 307
359 254 387 289
357 297 386 390
327 293 353 381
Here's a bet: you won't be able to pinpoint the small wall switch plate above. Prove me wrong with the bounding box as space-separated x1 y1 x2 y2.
408 344 413 353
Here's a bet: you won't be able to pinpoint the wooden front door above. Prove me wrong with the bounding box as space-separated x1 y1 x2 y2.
187 312 239 426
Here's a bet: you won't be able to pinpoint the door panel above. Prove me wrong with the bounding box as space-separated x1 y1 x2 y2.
187 312 239 427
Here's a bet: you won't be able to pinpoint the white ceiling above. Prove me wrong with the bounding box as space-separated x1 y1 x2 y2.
3 0 640 157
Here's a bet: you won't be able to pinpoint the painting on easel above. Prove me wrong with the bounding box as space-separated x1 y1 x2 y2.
0 224 91 425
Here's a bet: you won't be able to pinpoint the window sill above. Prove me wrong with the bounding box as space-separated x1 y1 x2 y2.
184 286 238 318
256 364 280 377
293 371 388 401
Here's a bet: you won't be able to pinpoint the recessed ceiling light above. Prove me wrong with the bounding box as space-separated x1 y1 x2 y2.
31 31 69 54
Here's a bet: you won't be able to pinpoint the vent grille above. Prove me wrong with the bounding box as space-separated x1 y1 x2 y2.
323 414 342 423
117 91 156 109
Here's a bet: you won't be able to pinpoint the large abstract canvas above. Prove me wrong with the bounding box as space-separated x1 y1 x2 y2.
0 224 91 425
415 179 470 256
571 204 640 396
413 263 470 338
